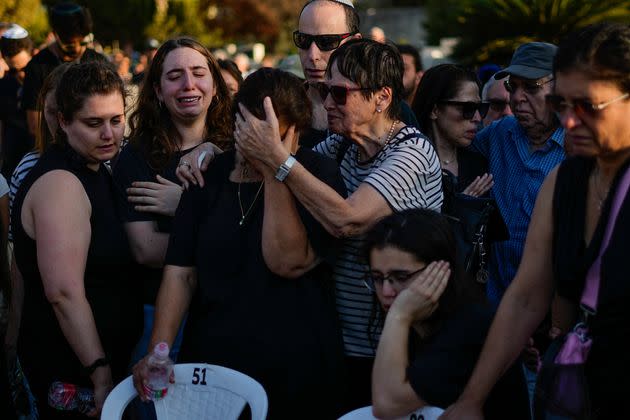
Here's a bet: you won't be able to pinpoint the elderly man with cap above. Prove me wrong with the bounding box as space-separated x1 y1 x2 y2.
472 42 565 307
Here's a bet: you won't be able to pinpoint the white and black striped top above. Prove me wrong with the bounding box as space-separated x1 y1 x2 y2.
8 151 40 241
314 125 443 357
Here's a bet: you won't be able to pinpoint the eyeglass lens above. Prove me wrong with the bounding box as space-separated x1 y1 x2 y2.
293 32 344 52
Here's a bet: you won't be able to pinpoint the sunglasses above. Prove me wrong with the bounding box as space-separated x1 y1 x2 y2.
316 83 372 105
504 77 553 95
293 31 356 52
439 101 490 119
363 267 427 293
56 33 93 54
486 99 509 113
545 93 630 118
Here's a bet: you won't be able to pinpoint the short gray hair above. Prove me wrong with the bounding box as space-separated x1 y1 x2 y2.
482 72 507 100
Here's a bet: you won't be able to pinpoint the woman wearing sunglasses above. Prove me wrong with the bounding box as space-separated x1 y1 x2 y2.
442 22 630 420
367 209 529 419
412 64 494 198
234 38 443 410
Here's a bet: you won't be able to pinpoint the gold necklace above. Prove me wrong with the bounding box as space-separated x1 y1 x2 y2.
237 166 264 226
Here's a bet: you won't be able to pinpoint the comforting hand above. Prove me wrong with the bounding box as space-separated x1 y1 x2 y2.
127 175 183 217
175 142 217 188
234 97 287 170
388 261 451 323
462 173 494 197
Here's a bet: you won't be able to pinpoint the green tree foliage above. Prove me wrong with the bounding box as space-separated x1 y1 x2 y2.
0 0 50 45
425 0 630 65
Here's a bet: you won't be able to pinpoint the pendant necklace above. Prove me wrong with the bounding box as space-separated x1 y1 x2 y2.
592 165 610 211
237 166 264 226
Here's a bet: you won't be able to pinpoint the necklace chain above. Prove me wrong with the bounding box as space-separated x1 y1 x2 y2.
237 166 264 226
358 119 399 162
592 165 610 211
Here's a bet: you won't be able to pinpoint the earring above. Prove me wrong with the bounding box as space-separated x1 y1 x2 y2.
376 108 382 113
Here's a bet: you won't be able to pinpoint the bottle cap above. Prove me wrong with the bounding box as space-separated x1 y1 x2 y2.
153 342 170 358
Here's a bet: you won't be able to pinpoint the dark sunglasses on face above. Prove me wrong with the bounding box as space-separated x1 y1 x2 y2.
486 99 509 113
545 93 630 118
56 33 92 54
504 77 553 95
293 31 356 52
363 266 427 293
439 101 490 119
316 82 372 105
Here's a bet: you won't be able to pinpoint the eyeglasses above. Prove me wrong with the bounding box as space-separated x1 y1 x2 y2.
293 31 356 52
439 101 490 119
504 77 553 95
363 266 427 293
545 93 629 118
486 99 510 113
316 82 372 105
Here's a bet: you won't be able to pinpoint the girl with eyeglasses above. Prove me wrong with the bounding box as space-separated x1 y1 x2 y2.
412 64 494 198
442 22 630 420
366 209 529 419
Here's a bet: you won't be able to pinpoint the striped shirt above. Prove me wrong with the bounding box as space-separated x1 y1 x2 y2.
473 116 565 306
9 151 40 241
314 125 443 357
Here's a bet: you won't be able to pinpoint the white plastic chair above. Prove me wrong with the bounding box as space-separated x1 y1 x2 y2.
338 405 444 420
101 363 268 420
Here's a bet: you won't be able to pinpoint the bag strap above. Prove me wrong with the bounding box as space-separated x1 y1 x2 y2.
581 164 630 313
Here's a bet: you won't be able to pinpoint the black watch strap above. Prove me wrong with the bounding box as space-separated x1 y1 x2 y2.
82 357 110 376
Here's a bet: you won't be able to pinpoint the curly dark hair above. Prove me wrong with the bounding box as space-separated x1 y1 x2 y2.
54 61 125 146
128 37 233 171
554 22 630 94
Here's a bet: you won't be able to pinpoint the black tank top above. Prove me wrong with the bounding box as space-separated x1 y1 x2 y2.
12 145 142 397
551 156 630 415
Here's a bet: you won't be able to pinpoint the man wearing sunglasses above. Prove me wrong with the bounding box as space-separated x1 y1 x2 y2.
22 2 101 138
294 0 419 149
293 0 361 147
471 41 566 403
481 72 512 127
472 42 565 308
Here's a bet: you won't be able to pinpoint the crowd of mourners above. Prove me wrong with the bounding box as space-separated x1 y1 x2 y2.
0 1 629 419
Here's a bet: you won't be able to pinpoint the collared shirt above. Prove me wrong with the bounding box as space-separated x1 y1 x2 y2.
473 116 565 306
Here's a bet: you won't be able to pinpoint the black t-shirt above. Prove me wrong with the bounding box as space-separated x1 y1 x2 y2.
22 47 102 111
112 141 192 304
407 304 530 419
165 148 347 418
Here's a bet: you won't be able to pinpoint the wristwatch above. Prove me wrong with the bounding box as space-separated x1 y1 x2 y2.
275 155 297 182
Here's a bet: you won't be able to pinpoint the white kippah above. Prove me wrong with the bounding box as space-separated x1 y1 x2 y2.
333 0 354 7
2 24 28 40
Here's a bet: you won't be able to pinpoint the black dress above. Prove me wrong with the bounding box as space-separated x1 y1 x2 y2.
552 156 630 418
12 145 142 419
165 148 347 419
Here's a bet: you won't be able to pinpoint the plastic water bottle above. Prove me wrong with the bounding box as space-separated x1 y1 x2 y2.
143 342 174 400
48 381 95 414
